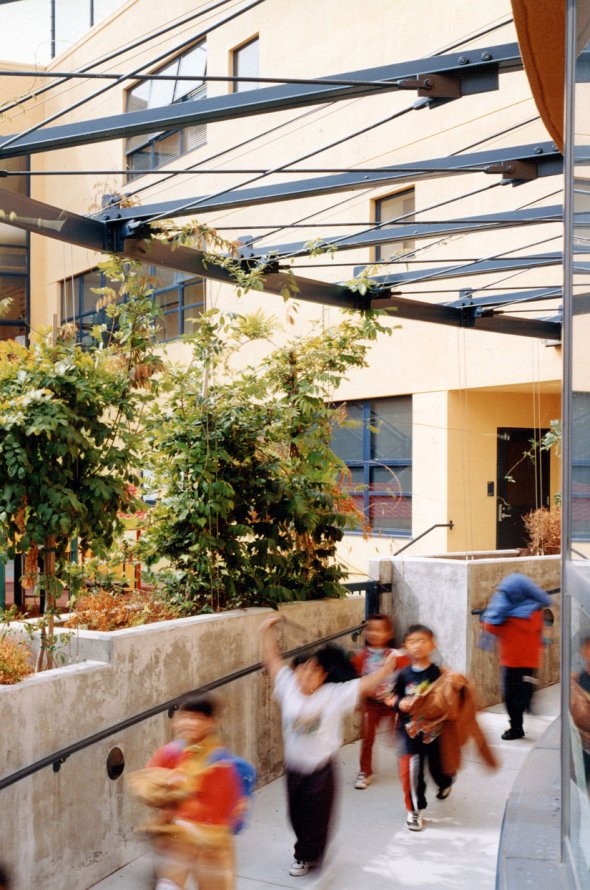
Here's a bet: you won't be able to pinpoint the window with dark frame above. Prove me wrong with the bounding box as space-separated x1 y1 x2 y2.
331 396 412 535
125 41 207 181
231 36 259 93
60 266 205 346
374 188 415 263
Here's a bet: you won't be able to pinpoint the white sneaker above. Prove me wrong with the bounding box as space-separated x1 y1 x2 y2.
354 771 373 789
406 811 424 831
289 860 310 876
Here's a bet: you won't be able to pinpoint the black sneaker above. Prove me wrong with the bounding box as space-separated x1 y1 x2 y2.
501 727 525 740
436 784 453 800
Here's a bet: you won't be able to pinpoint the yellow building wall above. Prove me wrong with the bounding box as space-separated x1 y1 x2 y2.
447 385 561 552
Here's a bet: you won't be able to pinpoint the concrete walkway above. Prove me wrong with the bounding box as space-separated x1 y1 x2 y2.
92 685 560 890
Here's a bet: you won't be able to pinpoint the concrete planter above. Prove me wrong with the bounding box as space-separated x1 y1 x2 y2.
370 552 560 708
0 596 364 890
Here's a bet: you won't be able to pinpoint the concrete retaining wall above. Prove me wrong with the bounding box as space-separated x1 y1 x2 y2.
0 597 364 890
370 553 561 708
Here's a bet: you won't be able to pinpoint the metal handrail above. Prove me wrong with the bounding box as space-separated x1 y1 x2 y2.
393 521 454 556
0 617 369 791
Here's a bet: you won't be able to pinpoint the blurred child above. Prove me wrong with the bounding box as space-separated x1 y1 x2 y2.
260 614 398 877
352 613 409 789
388 624 454 832
572 635 590 786
482 573 551 740
130 694 241 890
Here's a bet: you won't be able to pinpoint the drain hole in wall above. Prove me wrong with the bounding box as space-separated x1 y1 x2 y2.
107 747 125 780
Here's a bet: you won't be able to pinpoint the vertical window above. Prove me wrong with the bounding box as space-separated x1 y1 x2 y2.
61 266 205 345
374 188 415 262
331 397 412 534
125 42 207 180
231 36 259 93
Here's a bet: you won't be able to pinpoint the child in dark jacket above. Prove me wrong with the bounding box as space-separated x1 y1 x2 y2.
351 614 409 789
388 624 454 832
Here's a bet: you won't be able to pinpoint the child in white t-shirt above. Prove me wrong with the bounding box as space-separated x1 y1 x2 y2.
259 615 397 878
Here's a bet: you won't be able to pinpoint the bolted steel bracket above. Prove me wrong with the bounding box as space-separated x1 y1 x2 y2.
418 73 462 99
484 159 538 182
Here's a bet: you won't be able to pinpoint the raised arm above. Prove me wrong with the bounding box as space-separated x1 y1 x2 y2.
358 651 399 698
259 614 286 681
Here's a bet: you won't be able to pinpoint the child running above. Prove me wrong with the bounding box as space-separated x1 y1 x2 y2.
130 694 241 890
388 624 454 832
259 614 399 877
352 613 410 790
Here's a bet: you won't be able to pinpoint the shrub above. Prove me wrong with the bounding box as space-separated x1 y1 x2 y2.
522 506 561 555
0 636 33 684
63 589 181 631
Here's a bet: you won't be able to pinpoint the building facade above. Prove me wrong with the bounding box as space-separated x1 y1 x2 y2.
0 0 564 577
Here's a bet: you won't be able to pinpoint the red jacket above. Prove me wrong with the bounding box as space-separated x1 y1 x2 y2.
483 610 544 668
147 734 241 829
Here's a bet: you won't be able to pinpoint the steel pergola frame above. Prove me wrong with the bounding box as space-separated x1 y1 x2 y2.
0 43 521 158
0 40 569 341
101 142 563 226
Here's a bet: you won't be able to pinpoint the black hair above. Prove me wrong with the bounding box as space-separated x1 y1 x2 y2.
366 613 395 645
178 694 218 718
313 644 357 683
291 653 310 669
0 863 10 889
403 623 435 642
367 613 392 626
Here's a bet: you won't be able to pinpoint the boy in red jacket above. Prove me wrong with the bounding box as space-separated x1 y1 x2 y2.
352 614 410 789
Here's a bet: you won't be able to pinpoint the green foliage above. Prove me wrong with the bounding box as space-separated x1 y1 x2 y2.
142 309 390 612
0 258 162 581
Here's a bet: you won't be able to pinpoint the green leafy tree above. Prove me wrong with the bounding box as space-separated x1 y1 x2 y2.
142 309 390 612
0 259 162 667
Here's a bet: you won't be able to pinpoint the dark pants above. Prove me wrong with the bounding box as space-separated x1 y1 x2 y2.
359 698 396 776
502 666 536 731
398 734 453 812
286 760 336 864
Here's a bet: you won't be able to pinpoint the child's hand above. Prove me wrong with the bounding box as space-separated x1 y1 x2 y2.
383 651 398 672
384 694 397 708
398 696 414 713
259 615 282 633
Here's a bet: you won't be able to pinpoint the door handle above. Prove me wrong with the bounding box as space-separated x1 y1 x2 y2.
498 502 511 521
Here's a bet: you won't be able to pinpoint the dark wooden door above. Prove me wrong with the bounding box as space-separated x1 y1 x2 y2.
496 427 550 549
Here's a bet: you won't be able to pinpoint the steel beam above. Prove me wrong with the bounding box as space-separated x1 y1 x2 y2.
444 286 561 309
0 186 562 339
124 236 560 338
120 238 358 309
354 253 580 286
241 205 562 259
371 293 561 339
0 43 521 159
101 142 563 225
0 185 107 250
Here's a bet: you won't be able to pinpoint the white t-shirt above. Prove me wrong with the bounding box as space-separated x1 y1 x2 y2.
273 666 361 773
